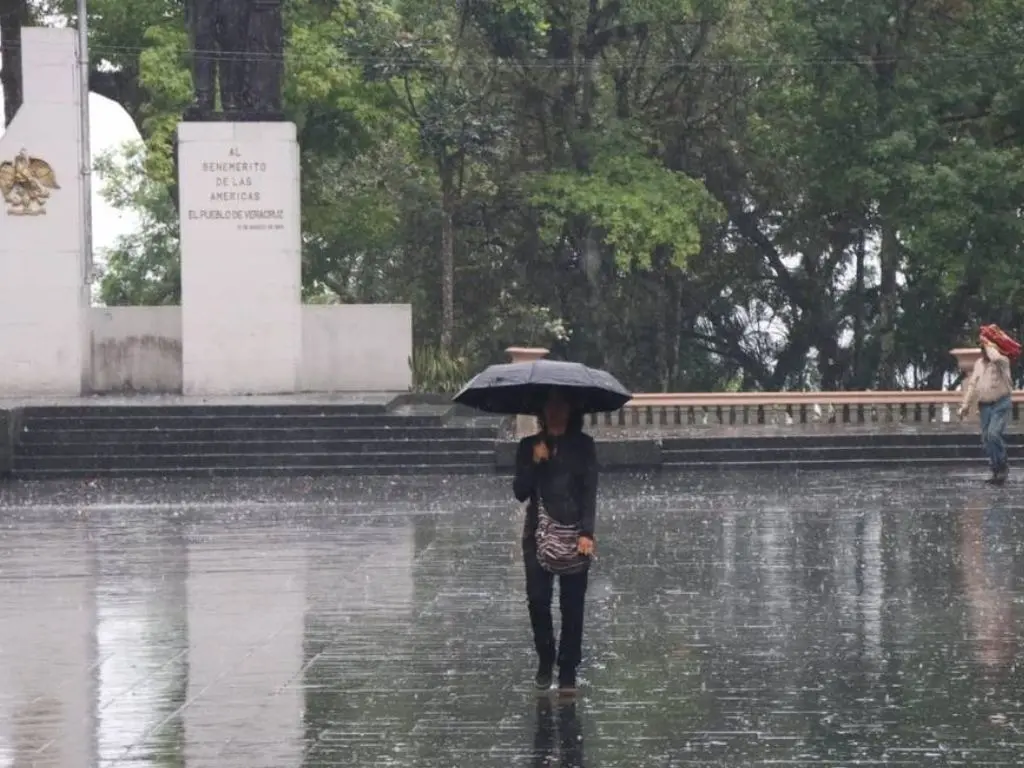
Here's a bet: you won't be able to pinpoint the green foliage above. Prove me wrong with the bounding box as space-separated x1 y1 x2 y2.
488 292 571 349
531 150 722 269
410 345 469 393
95 142 180 306
35 0 1024 393
136 23 192 181
463 291 572 367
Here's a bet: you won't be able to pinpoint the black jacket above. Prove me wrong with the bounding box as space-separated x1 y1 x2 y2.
513 431 599 541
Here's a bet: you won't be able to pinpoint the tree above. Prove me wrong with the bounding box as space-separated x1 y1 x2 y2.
0 0 34 125
69 0 1024 393
95 142 180 305
356 1 512 352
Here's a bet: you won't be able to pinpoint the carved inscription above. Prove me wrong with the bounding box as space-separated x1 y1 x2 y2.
185 146 285 232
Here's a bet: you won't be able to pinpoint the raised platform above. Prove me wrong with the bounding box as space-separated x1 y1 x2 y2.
0 392 401 408
0 394 1009 479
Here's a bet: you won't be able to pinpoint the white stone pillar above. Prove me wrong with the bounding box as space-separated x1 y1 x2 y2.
177 122 302 394
0 28 88 395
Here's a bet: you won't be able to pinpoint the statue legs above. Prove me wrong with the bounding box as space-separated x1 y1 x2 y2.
190 3 218 115
184 0 285 120
248 0 285 115
218 1 251 115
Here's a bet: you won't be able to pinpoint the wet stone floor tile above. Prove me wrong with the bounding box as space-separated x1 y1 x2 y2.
1 467 1024 766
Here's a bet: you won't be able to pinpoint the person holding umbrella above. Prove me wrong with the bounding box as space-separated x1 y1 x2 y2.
959 333 1014 485
514 387 597 694
454 359 631 694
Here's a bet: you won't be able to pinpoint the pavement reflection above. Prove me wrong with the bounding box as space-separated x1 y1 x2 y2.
0 468 1022 766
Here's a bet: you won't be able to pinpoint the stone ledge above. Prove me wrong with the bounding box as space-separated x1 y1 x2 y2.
586 422 992 440
495 440 661 470
0 408 21 478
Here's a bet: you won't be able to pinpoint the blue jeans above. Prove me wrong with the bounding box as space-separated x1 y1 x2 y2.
979 395 1011 470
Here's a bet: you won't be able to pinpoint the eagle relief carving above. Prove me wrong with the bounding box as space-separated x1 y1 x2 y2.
0 150 60 216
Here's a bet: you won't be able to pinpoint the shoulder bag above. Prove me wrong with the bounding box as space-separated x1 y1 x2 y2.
535 503 590 575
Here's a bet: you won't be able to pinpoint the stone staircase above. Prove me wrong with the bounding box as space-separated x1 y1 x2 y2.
11 404 499 478
9 404 1015 479
660 431 1020 471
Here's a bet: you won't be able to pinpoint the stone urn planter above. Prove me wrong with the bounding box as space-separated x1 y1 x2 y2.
506 347 549 438
505 346 550 365
951 347 982 378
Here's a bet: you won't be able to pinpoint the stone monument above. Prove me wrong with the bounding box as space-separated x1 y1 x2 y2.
177 0 300 395
0 29 88 396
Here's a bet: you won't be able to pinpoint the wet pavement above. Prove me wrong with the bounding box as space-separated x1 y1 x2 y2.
1 467 1024 766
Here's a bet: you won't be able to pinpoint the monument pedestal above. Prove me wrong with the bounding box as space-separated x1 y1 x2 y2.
177 122 301 395
0 29 88 396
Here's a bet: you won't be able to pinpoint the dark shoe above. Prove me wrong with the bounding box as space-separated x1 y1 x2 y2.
557 667 577 695
986 462 1009 485
535 661 553 690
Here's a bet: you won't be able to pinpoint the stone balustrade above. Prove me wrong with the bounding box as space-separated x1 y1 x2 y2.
507 345 1018 436
585 390 1024 432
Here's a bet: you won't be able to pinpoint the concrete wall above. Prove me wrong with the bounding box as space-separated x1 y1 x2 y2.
301 304 412 392
89 307 182 393
85 304 411 394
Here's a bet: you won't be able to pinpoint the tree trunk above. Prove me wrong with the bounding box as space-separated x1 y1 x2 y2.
852 229 867 387
0 0 28 127
439 160 456 352
582 226 607 366
651 246 673 390
666 272 683 389
577 48 610 367
877 220 900 388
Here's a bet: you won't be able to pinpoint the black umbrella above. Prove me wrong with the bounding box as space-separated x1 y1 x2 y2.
453 359 632 415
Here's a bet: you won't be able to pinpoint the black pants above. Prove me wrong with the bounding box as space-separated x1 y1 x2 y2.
524 545 589 670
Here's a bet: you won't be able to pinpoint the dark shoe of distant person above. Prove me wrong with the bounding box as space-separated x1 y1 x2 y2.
984 462 1006 485
557 667 577 696
990 462 1009 486
535 660 553 691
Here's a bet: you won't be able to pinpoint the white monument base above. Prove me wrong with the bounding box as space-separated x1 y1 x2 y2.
177 122 301 395
0 29 87 396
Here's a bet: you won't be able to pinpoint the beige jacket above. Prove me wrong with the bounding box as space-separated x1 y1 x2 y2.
962 349 1012 412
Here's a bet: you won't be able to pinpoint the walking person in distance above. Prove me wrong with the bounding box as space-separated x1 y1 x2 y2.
513 388 598 695
959 335 1013 485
